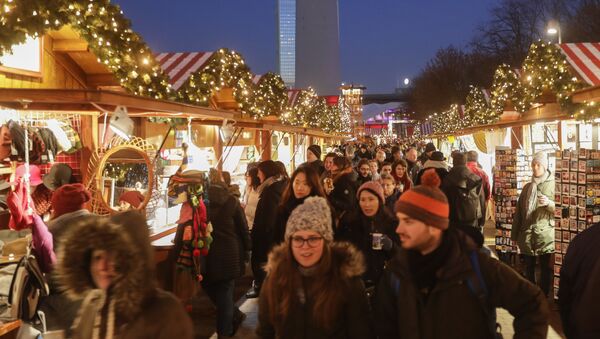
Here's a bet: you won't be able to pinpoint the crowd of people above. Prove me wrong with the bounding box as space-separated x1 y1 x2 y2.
4 140 600 338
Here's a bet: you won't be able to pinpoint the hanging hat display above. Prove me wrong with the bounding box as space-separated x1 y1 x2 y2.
43 163 73 191
15 164 43 186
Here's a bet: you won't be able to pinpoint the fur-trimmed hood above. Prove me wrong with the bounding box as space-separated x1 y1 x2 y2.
264 241 365 279
56 211 156 321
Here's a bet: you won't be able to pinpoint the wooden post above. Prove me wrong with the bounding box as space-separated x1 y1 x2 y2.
290 133 296 171
557 121 563 150
215 126 223 171
511 126 524 150
261 130 272 161
80 114 98 185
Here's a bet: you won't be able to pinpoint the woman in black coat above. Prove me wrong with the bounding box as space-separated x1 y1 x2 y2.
203 181 252 337
336 181 399 288
248 160 288 298
273 166 330 244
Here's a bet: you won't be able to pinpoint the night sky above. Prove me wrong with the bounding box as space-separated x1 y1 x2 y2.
113 0 497 94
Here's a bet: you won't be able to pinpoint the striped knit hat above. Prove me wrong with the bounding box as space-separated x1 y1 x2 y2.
394 169 449 230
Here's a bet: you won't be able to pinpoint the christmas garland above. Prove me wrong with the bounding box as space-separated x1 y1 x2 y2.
252 72 288 119
465 86 493 126
0 0 171 99
489 64 529 116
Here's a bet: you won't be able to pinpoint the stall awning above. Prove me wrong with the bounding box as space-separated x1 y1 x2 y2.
0 88 234 120
155 52 214 90
558 43 600 86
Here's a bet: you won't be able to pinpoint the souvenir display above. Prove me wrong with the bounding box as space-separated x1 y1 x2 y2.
553 149 600 299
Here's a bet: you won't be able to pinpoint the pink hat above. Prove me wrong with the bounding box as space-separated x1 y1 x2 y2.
356 181 385 204
15 164 43 186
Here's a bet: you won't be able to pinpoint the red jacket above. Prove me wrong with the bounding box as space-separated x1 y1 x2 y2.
466 162 491 200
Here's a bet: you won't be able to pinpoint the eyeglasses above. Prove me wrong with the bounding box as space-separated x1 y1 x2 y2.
291 236 323 248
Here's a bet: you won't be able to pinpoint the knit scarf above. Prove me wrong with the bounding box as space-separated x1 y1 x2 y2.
524 170 550 222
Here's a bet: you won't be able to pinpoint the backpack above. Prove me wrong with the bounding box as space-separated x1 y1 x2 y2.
8 253 49 321
389 250 502 339
454 179 483 224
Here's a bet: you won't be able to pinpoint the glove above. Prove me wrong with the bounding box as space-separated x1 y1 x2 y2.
380 234 393 252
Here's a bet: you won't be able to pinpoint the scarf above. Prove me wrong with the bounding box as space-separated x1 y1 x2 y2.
257 175 281 193
72 289 116 339
407 232 451 298
524 170 550 222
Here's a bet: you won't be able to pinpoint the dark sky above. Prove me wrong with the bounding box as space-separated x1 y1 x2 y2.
113 0 497 94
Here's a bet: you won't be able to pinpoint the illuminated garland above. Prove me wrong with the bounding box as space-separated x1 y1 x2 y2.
465 86 494 126
489 64 529 117
281 88 318 126
0 0 171 99
522 41 584 108
253 72 288 119
177 48 256 115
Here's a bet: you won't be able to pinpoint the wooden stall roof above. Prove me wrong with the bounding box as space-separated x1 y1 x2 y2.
572 85 600 103
433 103 570 137
0 88 234 120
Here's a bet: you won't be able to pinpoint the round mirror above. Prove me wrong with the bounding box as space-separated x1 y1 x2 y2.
96 145 154 213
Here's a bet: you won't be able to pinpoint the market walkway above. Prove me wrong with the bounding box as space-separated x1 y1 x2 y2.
197 221 565 338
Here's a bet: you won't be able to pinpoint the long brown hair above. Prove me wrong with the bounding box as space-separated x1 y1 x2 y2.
280 166 326 207
262 243 349 332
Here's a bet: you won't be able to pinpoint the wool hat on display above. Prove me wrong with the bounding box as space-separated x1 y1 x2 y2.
425 142 436 153
395 169 449 230
357 181 385 204
15 164 43 186
285 196 333 242
532 151 548 170
307 144 322 159
51 183 91 218
119 190 145 209
43 163 73 191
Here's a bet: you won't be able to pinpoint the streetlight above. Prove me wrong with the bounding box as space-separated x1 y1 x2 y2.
403 78 410 86
547 20 562 44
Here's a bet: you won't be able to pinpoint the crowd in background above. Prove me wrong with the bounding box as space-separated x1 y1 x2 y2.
4 138 599 338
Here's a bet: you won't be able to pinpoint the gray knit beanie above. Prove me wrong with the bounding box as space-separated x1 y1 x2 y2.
532 151 548 170
285 196 333 242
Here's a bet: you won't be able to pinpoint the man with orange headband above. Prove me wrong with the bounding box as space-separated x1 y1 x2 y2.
373 169 549 339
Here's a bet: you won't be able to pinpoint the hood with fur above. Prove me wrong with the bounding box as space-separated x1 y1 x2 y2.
56 211 156 321
265 241 365 279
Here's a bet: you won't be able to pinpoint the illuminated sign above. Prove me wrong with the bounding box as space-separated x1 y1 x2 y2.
0 36 42 76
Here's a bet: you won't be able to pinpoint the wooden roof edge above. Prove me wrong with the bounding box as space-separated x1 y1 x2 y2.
572 85 600 103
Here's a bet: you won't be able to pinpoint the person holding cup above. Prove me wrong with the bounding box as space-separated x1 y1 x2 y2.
512 151 555 297
336 182 399 289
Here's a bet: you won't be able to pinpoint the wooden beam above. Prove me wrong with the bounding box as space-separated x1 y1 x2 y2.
52 39 89 52
572 85 600 103
87 74 119 88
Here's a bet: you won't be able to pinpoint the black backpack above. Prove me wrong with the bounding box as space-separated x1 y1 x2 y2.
8 253 49 321
454 179 483 224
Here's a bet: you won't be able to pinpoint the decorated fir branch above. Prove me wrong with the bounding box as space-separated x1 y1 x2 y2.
252 72 288 119
0 0 172 100
465 86 494 126
489 64 529 116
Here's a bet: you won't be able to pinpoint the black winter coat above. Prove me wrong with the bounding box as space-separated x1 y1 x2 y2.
384 191 400 215
328 172 358 218
252 178 288 264
300 159 325 176
415 167 449 186
374 229 549 339
336 210 399 287
441 165 485 228
205 184 251 283
559 223 600 339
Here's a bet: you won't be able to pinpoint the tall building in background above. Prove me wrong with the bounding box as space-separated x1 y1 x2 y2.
277 0 341 95
276 0 296 88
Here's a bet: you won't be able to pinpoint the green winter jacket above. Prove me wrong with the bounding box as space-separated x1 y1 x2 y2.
512 170 555 256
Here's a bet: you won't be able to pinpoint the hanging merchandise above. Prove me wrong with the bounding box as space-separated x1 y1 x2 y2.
8 120 26 162
45 119 72 153
37 127 59 163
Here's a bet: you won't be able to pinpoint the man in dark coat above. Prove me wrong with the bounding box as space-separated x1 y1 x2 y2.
373 169 549 339
301 144 325 176
414 151 449 185
441 152 486 245
559 223 600 338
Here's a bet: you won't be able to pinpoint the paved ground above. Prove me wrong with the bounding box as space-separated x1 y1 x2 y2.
195 220 566 338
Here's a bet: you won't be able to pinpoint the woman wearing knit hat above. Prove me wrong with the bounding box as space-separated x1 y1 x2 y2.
373 169 549 338
57 211 193 339
336 181 399 289
257 197 373 339
512 151 555 296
